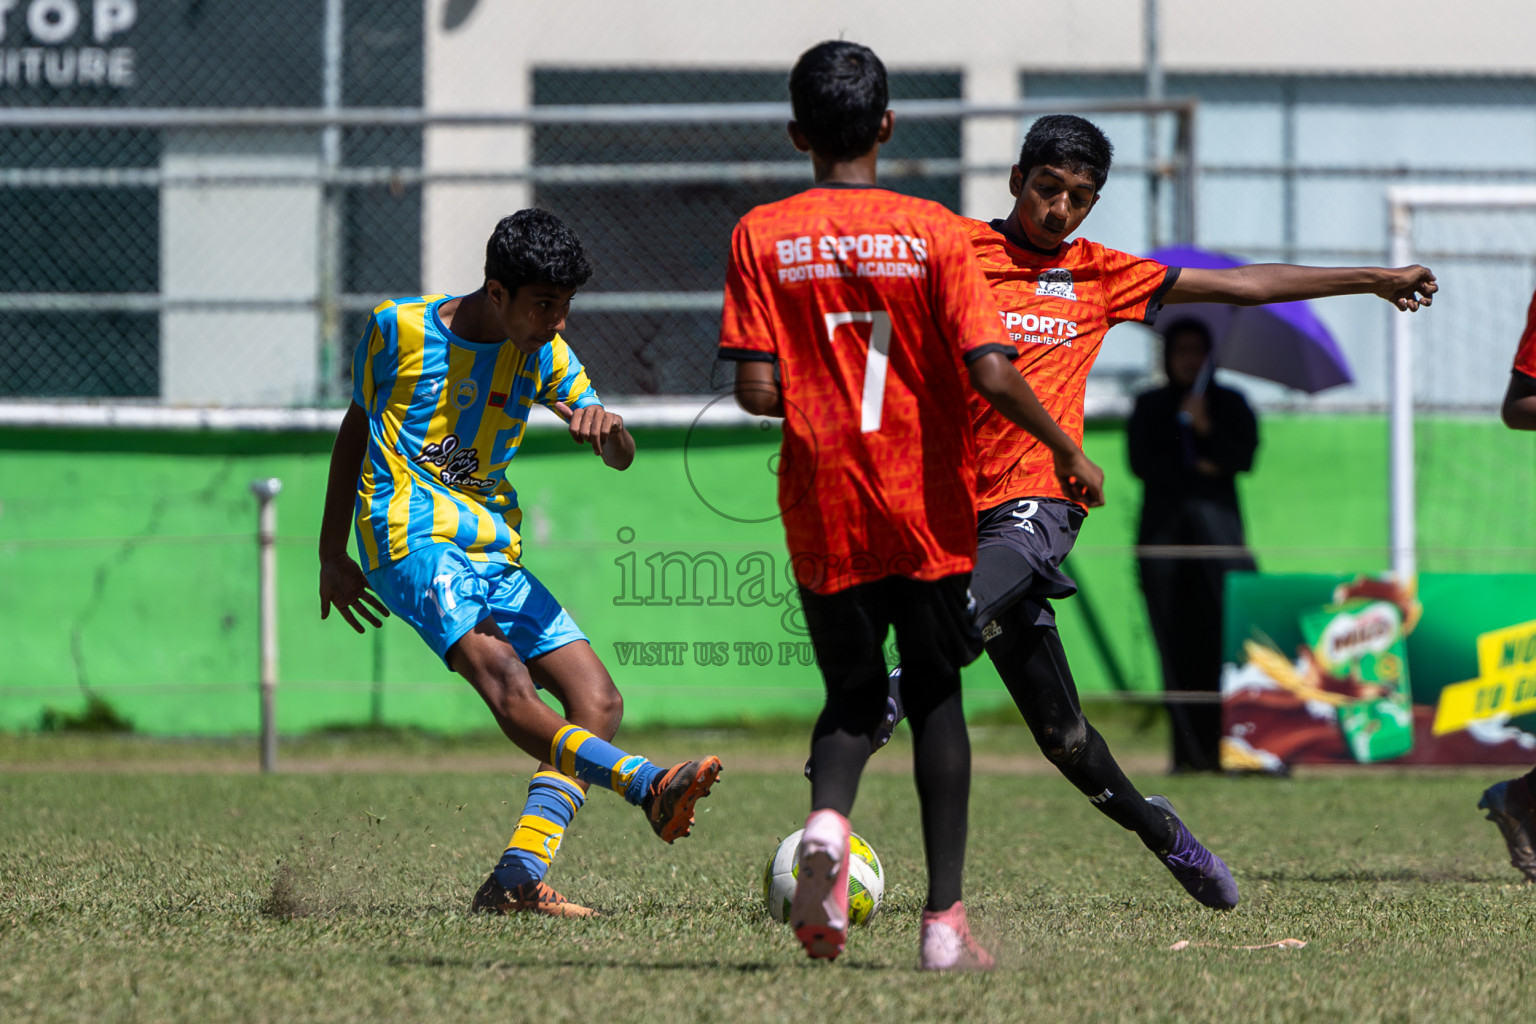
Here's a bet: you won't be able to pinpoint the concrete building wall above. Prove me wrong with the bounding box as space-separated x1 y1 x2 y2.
425 0 1536 76
421 0 1536 288
159 131 322 407
420 0 1137 286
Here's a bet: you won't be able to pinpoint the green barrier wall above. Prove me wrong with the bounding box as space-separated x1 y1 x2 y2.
1 414 1531 734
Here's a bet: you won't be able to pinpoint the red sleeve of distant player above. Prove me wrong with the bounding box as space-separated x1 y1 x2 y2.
1515 288 1536 381
1096 243 1179 326
718 219 778 363
929 215 1016 364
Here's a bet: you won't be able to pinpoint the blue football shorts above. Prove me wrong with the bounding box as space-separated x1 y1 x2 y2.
366 543 587 669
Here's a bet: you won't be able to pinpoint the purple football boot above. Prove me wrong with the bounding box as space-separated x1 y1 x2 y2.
1146 795 1239 910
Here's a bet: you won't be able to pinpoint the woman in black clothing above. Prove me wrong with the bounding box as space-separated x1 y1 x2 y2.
1129 320 1258 772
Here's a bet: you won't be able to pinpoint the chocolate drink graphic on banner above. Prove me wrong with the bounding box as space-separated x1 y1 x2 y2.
1222 575 1536 770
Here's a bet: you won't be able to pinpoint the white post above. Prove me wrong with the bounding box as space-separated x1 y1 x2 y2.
1144 0 1164 250
960 62 1017 221
250 478 283 772
1387 197 1416 582
321 0 343 169
318 0 345 401
1175 102 1197 245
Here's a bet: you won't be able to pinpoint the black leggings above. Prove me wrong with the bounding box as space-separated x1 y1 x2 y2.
983 600 1173 853
801 575 977 912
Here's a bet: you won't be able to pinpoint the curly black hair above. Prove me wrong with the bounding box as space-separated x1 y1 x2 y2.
788 40 888 163
1018 114 1114 191
484 209 593 294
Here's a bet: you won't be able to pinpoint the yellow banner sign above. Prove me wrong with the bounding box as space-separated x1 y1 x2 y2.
1432 619 1536 735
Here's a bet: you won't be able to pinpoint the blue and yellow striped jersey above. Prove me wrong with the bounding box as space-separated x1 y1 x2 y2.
350 295 601 571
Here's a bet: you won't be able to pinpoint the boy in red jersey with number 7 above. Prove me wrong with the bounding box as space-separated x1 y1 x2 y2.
719 41 1101 971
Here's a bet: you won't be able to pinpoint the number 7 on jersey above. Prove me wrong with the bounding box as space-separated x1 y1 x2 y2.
824 311 892 433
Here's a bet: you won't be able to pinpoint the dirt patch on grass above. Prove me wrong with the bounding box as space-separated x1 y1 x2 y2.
257 863 313 919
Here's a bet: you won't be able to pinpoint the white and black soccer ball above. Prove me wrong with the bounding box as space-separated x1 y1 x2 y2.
761 827 884 926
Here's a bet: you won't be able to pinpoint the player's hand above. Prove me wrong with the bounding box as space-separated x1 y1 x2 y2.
319 553 390 633
552 401 623 457
1053 447 1105 508
1376 265 1437 312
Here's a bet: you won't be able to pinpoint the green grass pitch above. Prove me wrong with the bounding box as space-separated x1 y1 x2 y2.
1 726 1533 1023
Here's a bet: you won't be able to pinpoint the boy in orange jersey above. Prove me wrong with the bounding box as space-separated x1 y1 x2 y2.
935 114 1436 909
720 42 1101 970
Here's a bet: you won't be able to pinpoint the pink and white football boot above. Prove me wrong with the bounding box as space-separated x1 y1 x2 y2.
790 808 851 960
919 901 995 971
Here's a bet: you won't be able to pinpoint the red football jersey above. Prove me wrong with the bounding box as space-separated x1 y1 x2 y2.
719 186 1015 594
1516 288 1536 381
963 219 1178 510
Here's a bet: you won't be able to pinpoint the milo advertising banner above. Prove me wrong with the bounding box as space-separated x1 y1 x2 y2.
1222 573 1536 769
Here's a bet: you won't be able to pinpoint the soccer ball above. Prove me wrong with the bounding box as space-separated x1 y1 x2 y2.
761 827 884 926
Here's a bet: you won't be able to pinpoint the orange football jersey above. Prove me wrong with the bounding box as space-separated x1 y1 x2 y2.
1516 287 1536 381
719 186 1016 594
964 219 1178 510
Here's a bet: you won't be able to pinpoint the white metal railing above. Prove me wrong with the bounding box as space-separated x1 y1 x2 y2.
0 390 1139 431
0 97 1199 129
0 291 726 313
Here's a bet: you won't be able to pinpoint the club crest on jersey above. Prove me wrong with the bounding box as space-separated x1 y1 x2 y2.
413 432 493 491
453 379 478 409
1036 268 1077 301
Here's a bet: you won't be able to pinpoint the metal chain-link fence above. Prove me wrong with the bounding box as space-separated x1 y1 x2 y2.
3 5 1536 413
0 0 422 405
0 101 1193 408
0 0 1205 408
530 69 963 397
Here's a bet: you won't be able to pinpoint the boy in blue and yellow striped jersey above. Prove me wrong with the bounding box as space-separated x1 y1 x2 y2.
318 210 721 917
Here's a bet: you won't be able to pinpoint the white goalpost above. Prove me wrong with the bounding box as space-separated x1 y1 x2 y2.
1386 185 1536 580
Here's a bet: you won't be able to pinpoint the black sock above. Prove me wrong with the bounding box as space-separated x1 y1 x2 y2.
807 718 875 818
902 674 969 911
807 666 886 817
1067 724 1175 854
984 610 1173 853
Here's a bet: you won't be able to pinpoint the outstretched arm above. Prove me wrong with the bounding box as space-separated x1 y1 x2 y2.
319 402 390 633
1504 374 1536 431
1167 264 1438 312
967 351 1104 507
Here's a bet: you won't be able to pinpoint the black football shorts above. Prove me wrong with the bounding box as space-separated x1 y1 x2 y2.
968 497 1084 631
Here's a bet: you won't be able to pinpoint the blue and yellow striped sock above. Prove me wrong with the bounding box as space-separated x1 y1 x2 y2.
493 770 586 889
550 725 662 807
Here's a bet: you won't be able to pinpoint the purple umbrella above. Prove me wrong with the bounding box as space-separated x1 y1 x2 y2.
1147 245 1355 394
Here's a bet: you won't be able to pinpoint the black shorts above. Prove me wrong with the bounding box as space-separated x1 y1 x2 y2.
798 573 983 689
968 497 1084 631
